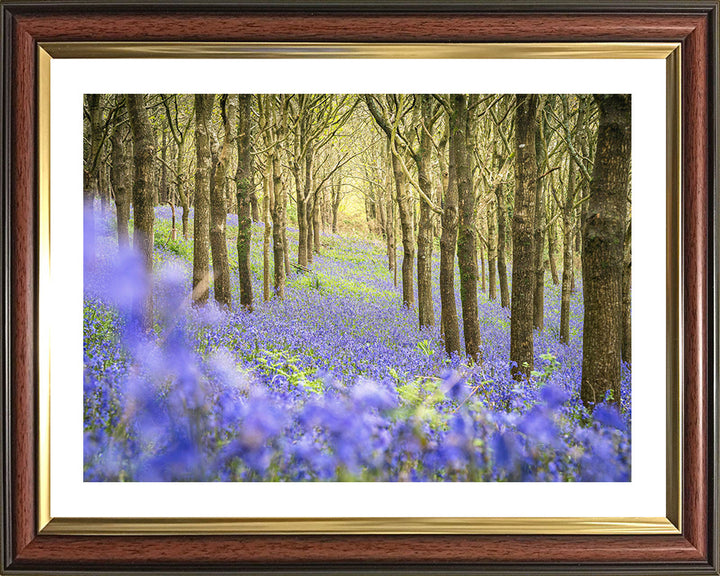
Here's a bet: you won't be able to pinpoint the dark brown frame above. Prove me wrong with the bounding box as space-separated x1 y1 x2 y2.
1 1 717 574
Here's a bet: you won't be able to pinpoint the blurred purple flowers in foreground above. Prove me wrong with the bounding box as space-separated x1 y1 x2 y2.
84 208 630 482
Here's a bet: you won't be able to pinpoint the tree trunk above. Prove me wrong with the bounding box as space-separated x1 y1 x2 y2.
192 94 214 305
110 97 131 248
495 183 510 308
416 94 435 328
581 95 631 407
332 181 342 234
559 209 575 343
480 239 486 293
376 183 387 239
263 169 272 302
298 144 313 268
306 199 314 266
386 152 396 274
440 112 461 357
622 218 632 364
391 154 415 309
312 194 321 254
126 94 156 325
548 216 560 285
99 163 111 212
160 128 168 205
209 95 235 309
175 141 189 240
533 110 546 331
487 198 497 301
560 98 583 344
84 94 103 255
236 94 254 311
510 94 538 378
452 94 481 362
270 97 287 298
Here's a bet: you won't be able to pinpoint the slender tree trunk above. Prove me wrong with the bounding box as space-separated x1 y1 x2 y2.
559 103 584 344
440 115 461 357
297 192 308 266
298 144 313 268
391 153 415 309
487 198 497 301
416 94 435 328
210 95 236 309
559 208 574 343
510 94 538 378
283 227 291 275
622 218 632 364
272 97 287 298
386 152 396 274
452 94 481 361
126 94 156 325
174 141 189 240
306 199 315 266
548 216 560 285
99 163 111 212
263 169 271 302
495 183 510 308
110 97 131 248
270 156 286 298
376 184 387 239
312 194 321 254
236 94 254 310
332 182 342 234
479 234 486 293
192 94 214 305
581 95 631 408
84 94 103 255
533 112 546 331
160 129 168 205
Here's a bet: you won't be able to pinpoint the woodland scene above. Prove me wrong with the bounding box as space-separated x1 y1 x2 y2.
83 93 632 482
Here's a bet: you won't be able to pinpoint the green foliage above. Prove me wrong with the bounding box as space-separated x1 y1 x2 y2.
253 347 324 392
531 351 560 383
415 339 435 358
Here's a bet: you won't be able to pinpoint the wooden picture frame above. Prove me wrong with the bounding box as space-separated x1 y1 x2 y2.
1 1 717 574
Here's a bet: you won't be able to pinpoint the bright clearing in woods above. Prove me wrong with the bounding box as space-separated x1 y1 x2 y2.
84 94 632 482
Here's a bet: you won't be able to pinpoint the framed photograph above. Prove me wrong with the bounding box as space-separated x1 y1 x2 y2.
1 1 717 574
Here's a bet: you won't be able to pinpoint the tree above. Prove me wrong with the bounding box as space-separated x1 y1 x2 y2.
192 94 214 305
364 95 417 310
110 95 131 248
415 94 437 328
495 181 510 308
533 97 547 331
161 94 193 239
236 94 254 311
556 95 584 344
440 105 461 357
209 94 236 309
622 216 632 365
452 94 481 361
270 95 288 299
487 196 497 301
487 107 513 311
581 95 631 407
510 94 538 378
126 93 156 324
84 94 103 213
291 95 355 268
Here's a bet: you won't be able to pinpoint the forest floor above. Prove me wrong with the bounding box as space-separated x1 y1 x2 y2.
83 206 631 482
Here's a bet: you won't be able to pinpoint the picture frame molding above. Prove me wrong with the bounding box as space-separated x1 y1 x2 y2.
1 2 717 574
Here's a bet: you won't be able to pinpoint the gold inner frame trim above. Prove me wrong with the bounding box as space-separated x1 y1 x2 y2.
36 42 682 536
41 516 678 536
40 41 680 59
